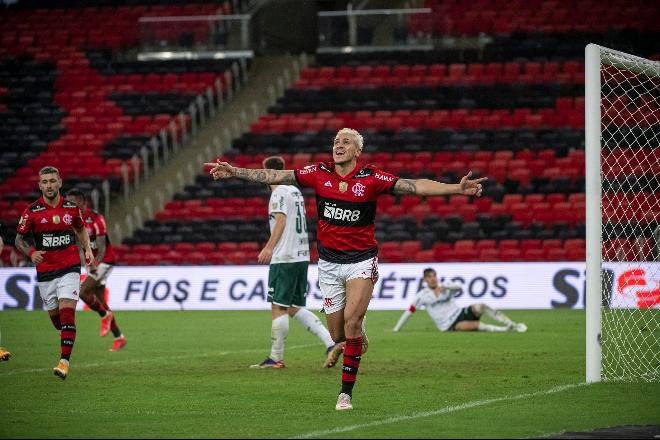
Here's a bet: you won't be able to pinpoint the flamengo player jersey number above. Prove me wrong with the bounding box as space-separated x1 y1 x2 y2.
295 162 398 264
17 197 85 282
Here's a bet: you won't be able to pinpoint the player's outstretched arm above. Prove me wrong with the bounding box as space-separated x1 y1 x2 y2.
392 171 487 197
393 305 416 332
204 161 297 185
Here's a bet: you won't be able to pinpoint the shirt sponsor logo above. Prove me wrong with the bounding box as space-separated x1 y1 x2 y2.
19 214 27 227
323 204 361 222
298 166 317 175
352 182 365 197
318 163 331 172
63 214 73 225
42 234 72 247
353 168 373 178
375 173 394 182
31 205 46 212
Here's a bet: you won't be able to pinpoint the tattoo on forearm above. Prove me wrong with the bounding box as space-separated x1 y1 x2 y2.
14 234 32 255
394 179 417 195
235 168 296 185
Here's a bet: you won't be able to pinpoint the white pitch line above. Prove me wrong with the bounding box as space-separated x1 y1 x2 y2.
0 343 319 377
290 382 589 439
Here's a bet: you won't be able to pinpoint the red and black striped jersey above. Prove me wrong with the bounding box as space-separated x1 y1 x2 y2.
82 208 116 264
295 162 398 263
17 196 85 282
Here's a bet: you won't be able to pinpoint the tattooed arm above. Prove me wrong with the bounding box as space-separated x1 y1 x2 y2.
15 233 44 264
392 172 487 197
204 162 297 185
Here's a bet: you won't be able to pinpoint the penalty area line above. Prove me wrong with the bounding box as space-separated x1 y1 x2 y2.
290 382 588 439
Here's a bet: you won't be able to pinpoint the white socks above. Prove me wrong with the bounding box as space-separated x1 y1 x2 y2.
474 304 515 327
478 322 509 332
293 308 335 349
270 314 289 362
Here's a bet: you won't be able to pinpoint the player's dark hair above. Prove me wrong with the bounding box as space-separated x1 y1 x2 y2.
263 156 285 170
66 188 86 201
423 268 436 277
39 166 60 176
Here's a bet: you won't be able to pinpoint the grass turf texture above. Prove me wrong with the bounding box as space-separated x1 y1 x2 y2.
0 309 658 438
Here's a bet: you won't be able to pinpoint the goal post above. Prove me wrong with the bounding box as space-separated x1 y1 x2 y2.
585 44 660 383
585 44 602 383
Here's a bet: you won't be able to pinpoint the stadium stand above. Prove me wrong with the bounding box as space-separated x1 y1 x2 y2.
0 1 245 265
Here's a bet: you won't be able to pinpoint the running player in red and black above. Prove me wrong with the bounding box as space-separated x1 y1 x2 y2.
66 189 127 351
14 166 95 380
205 128 486 410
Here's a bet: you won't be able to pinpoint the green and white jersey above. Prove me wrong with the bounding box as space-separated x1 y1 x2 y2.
412 286 461 332
269 185 310 264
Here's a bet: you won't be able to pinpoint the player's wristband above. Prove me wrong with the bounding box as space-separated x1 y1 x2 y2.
28 248 36 258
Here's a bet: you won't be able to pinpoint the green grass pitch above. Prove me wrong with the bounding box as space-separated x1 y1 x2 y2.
1 309 658 438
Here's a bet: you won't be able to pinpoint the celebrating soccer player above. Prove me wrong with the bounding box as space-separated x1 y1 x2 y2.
205 128 487 410
14 166 95 379
394 268 527 333
66 189 127 351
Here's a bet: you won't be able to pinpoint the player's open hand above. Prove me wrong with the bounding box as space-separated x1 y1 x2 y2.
204 161 236 180
257 247 273 264
459 171 487 197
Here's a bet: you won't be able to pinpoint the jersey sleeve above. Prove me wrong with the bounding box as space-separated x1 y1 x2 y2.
16 208 33 235
372 166 399 195
412 290 429 308
72 208 85 229
294 163 320 189
94 213 108 235
269 191 287 216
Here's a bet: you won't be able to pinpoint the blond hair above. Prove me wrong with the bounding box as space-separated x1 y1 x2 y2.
336 128 364 151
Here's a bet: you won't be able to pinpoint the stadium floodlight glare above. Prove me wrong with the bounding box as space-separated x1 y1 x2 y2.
585 44 660 383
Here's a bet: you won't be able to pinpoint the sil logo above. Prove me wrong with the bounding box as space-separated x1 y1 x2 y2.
616 269 660 308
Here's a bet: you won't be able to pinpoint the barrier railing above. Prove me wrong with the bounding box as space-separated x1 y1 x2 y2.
137 14 253 60
318 7 433 53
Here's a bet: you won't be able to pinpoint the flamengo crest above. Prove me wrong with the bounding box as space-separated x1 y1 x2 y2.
352 182 365 197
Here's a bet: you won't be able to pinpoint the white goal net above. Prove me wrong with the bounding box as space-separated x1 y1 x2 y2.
586 44 660 382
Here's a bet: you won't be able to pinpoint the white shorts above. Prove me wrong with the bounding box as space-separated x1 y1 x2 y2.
318 256 379 315
38 272 81 311
88 262 114 283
